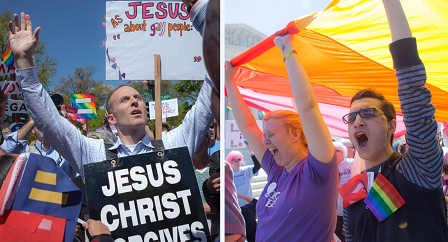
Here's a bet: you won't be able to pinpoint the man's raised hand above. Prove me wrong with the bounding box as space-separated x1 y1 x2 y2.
8 12 40 68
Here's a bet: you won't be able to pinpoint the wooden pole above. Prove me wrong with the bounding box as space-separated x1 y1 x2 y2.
85 119 89 135
154 54 162 140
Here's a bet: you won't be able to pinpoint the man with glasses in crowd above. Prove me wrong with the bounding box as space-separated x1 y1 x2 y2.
340 0 448 240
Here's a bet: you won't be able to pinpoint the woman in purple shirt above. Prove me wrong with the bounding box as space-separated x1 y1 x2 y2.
225 34 339 241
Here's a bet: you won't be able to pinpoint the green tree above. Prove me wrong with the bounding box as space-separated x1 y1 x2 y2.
0 10 57 88
130 80 173 101
172 80 203 110
148 80 203 130
0 11 12 56
34 42 57 90
54 66 113 108
54 66 113 132
85 109 107 131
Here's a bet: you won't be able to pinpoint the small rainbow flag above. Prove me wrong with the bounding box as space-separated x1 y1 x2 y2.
2 43 14 68
259 110 266 117
226 104 232 112
70 93 97 119
364 173 405 222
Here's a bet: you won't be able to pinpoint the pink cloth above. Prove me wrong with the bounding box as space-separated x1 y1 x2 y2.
230 86 406 139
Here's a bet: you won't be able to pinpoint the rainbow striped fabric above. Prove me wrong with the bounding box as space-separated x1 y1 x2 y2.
364 173 405 222
70 93 97 119
2 43 14 68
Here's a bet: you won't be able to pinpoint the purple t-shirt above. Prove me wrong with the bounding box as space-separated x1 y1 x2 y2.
256 149 338 241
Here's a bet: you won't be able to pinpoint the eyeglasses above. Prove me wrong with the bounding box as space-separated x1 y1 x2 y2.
342 108 385 124
232 158 242 162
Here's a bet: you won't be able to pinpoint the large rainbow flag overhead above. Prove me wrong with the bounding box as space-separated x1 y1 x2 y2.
228 0 448 123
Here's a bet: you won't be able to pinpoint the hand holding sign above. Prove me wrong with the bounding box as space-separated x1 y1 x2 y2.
83 219 111 237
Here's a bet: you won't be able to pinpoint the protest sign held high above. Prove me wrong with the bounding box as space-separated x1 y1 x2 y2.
84 147 211 242
106 1 205 80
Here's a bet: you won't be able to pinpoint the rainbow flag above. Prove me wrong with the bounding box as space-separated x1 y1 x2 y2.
364 173 405 222
70 93 97 119
2 43 14 68
226 104 232 112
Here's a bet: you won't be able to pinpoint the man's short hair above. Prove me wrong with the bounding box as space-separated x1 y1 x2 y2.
0 155 17 188
162 123 171 132
105 84 129 114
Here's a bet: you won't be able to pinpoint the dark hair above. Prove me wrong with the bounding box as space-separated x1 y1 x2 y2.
397 141 408 154
350 88 396 145
0 155 17 188
50 94 64 111
162 123 171 132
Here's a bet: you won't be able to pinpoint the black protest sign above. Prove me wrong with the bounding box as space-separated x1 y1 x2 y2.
84 147 211 242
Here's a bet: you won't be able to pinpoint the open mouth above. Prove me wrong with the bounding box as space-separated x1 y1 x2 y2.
131 110 142 115
269 148 278 156
356 132 368 149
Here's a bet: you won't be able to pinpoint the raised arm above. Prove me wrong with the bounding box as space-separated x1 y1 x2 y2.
17 118 34 141
162 78 213 160
273 35 334 163
382 0 412 41
225 62 266 163
383 0 442 189
9 12 104 178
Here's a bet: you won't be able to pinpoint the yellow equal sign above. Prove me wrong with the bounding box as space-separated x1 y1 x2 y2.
28 170 68 205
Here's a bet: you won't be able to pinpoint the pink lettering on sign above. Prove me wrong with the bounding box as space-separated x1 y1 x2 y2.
124 2 189 20
142 2 155 19
155 2 167 19
155 2 189 20
125 2 143 19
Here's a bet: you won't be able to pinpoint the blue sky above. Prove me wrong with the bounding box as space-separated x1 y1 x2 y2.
2 0 116 89
225 0 332 35
2 0 333 90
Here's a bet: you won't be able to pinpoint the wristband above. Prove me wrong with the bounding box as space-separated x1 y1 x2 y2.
283 50 297 62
